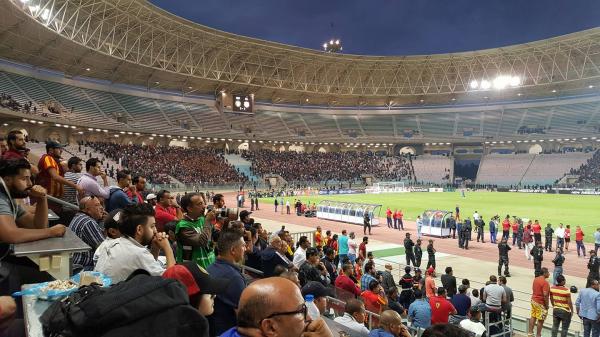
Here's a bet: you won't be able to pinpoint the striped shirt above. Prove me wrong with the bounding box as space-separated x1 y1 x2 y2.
361 273 376 292
550 285 571 312
69 212 105 269
63 172 82 205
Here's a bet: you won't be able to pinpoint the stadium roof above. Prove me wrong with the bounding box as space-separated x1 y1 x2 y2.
0 0 599 107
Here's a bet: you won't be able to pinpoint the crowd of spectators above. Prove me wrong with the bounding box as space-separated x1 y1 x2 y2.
572 150 600 185
243 149 414 184
87 142 246 185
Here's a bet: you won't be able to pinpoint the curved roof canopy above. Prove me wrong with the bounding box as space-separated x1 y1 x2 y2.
0 0 599 107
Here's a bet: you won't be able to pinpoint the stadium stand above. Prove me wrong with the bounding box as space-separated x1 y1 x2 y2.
520 152 594 185
411 155 454 184
572 150 600 186
476 154 535 186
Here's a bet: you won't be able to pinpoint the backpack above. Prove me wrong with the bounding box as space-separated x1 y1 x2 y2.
40 271 209 337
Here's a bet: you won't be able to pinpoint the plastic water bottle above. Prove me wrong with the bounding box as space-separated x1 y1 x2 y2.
304 295 320 320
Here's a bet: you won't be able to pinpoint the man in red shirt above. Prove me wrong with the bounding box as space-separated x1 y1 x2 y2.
335 264 361 297
511 220 520 246
386 208 392 228
314 226 323 247
127 176 146 204
575 226 586 257
154 189 183 232
529 267 550 337
395 210 404 230
502 216 511 240
359 236 368 260
361 279 387 314
532 220 542 244
430 287 457 324
2 130 39 175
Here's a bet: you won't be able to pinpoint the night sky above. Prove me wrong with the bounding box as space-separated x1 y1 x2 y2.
150 0 600 56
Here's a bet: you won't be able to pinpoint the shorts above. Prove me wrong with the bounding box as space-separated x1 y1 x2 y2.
530 301 547 321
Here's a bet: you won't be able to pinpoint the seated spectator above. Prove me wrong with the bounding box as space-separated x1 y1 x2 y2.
154 190 183 232
460 307 487 337
301 281 333 317
260 235 293 277
162 261 230 317
69 196 106 271
298 247 329 287
368 310 411 337
334 299 370 335
293 236 310 269
430 287 457 325
207 230 247 336
276 268 301 288
408 289 432 330
78 157 110 200
335 263 361 297
94 204 175 282
387 287 406 317
0 158 66 295
470 289 482 307
421 323 471 337
175 192 215 269
361 262 377 292
361 280 387 315
321 246 338 283
450 285 471 324
106 170 138 212
219 277 333 337
425 268 437 299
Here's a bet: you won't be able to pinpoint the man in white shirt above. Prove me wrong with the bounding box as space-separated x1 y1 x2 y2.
292 235 310 269
555 223 566 251
460 307 487 337
347 232 358 264
473 211 481 221
94 203 175 282
333 299 370 335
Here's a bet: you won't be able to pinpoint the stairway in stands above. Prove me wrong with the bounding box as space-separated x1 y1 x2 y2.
224 153 260 183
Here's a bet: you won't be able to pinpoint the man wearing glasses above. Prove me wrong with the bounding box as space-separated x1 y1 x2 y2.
220 277 333 337
69 196 107 271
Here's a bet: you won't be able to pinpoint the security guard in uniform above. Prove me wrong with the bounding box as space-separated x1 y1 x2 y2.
587 250 600 287
476 217 486 243
498 238 511 277
531 241 544 276
414 239 423 268
544 223 554 252
462 218 472 250
426 240 436 269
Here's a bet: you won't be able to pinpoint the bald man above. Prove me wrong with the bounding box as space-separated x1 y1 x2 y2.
220 277 333 337
261 236 293 277
369 310 412 337
69 196 106 270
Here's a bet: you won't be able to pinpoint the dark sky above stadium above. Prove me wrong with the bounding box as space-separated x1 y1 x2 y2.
150 0 600 56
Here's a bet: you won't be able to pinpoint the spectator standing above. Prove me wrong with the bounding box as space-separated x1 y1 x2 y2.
482 275 506 321
576 280 600 337
78 157 110 200
425 267 436 299
338 230 349 266
450 285 471 322
576 226 587 257
499 276 514 318
529 267 551 337
207 230 247 336
524 223 535 260
175 193 215 269
62 156 83 206
154 189 183 233
128 176 146 204
37 141 83 212
441 267 457 298
408 289 431 330
586 250 600 288
550 275 573 337
347 232 358 264
381 264 397 293
359 236 369 261
417 215 423 239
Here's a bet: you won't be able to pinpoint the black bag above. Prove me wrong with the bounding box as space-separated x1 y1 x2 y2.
40 271 209 337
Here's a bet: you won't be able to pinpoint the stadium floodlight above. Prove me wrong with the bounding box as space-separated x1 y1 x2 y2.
87 128 93 131
22 119 28 122
70 126 76 129
470 80 479 89
119 131 125 134
40 8 50 21
493 76 510 89
510 76 521 86
55 123 61 127
77 131 84 134
323 39 343 53
551 89 557 93
480 80 491 89
20 0 30 3
582 137 588 140
590 85 595 89
149 137 154 140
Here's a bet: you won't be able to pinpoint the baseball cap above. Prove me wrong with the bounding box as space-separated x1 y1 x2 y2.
162 262 230 297
301 281 333 299
45 140 65 149
239 210 252 219
427 267 435 274
146 193 157 201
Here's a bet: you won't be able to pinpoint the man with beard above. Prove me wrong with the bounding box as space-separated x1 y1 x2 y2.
36 141 84 210
2 131 27 161
94 203 175 282
0 158 66 295
175 193 215 269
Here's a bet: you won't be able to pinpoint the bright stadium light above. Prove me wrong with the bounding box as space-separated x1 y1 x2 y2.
510 76 521 86
470 80 479 89
480 80 491 89
40 8 50 21
493 76 510 89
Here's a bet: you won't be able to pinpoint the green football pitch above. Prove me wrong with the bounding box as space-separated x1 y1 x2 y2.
262 191 600 243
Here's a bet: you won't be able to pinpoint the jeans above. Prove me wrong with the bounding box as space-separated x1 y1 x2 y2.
582 317 600 337
525 242 534 259
577 240 586 257
502 230 510 240
338 254 348 267
557 238 564 250
490 230 497 243
551 309 572 337
417 226 422 239
553 266 563 285
595 243 600 255
387 217 392 228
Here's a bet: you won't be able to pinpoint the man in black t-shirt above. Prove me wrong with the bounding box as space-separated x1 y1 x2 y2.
404 233 416 267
